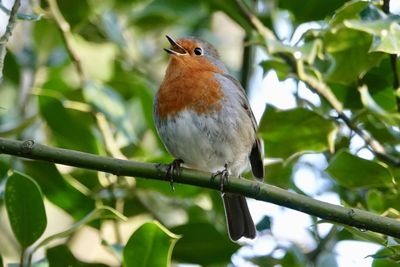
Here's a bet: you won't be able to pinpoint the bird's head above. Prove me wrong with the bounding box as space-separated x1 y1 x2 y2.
164 35 227 74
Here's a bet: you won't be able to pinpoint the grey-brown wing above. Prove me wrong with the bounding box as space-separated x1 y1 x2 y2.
222 74 264 180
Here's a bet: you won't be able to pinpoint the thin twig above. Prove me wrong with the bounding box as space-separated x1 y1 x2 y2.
241 35 255 94
382 0 400 111
307 226 337 262
1 137 400 238
0 0 21 82
389 54 400 111
235 0 276 41
46 0 85 86
296 61 400 166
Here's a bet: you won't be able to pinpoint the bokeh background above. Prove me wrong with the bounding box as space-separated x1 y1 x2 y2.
1 0 400 266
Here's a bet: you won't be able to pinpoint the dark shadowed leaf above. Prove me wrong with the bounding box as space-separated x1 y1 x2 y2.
56 0 90 28
130 0 208 30
47 244 108 267
38 94 100 154
256 215 271 231
123 221 180 267
22 160 95 221
326 150 393 188
5 171 47 248
171 222 239 265
259 107 336 158
279 0 347 23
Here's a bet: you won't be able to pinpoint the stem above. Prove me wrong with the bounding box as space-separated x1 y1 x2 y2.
46 0 85 86
240 35 255 94
235 0 276 41
389 54 400 111
0 0 21 82
1 137 400 238
381 0 400 111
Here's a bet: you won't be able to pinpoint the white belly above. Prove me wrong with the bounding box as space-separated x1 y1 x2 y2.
155 109 253 176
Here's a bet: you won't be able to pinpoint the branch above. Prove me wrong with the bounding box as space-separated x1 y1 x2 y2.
46 0 85 86
0 0 21 82
1 137 400 238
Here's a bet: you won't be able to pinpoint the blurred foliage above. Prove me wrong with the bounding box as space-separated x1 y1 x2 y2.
1 0 400 266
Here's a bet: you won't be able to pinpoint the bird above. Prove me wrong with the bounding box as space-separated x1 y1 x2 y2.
153 35 264 241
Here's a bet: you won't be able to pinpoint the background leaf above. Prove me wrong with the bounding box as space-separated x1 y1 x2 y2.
171 222 240 265
123 221 180 267
259 107 336 158
5 171 47 248
326 150 393 188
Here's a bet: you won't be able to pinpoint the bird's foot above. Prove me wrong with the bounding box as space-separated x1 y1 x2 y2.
166 159 183 192
212 163 229 192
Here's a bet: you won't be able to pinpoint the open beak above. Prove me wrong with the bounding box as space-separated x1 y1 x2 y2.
164 35 187 55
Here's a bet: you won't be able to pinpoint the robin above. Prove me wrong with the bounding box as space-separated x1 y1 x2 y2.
153 35 264 241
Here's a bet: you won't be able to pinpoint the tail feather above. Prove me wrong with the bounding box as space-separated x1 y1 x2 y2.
223 193 256 241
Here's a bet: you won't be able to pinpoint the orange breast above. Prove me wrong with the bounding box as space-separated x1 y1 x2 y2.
156 58 224 118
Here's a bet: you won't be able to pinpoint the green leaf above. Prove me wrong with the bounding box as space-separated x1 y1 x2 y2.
130 0 208 30
3 51 20 84
361 58 398 112
344 17 400 54
0 157 9 184
341 225 387 245
265 39 321 65
328 0 370 26
69 35 117 81
171 222 240 265
57 0 90 28
38 94 100 154
259 107 336 158
324 27 384 84
47 244 108 267
21 160 95 221
260 58 292 81
366 189 400 214
372 248 400 266
205 0 252 33
123 221 180 267
367 190 386 213
83 81 137 143
322 2 387 84
279 0 348 23
5 171 47 248
326 150 393 188
264 160 294 189
30 207 125 259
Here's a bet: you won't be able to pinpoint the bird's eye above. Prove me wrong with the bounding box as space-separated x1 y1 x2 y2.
194 47 203 56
